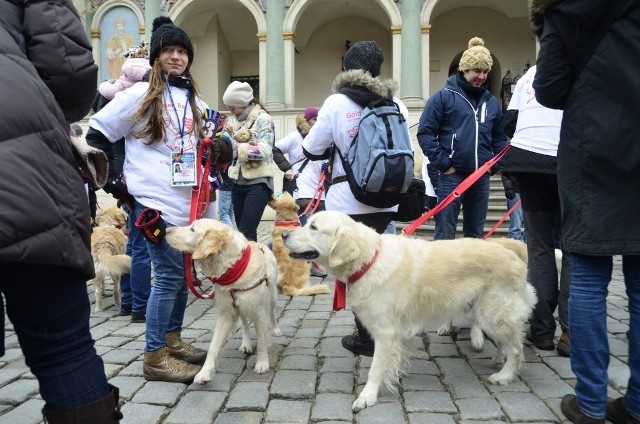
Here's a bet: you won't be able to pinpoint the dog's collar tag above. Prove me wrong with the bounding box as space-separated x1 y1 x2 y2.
332 240 381 312
208 245 252 285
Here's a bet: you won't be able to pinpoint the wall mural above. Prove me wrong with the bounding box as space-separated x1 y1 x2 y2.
100 7 140 82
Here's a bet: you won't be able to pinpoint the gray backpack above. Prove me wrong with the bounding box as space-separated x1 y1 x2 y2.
335 98 414 208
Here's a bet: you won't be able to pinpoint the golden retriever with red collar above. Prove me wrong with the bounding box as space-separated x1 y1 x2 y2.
282 211 536 411
166 219 281 384
268 193 330 297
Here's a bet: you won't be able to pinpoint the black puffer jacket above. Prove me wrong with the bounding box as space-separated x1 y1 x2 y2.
0 0 98 276
532 0 640 255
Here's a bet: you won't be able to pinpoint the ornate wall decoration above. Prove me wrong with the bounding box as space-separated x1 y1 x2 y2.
99 7 141 81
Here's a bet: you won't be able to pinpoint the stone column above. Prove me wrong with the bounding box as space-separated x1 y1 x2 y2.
421 24 431 100
265 1 285 108
399 0 423 107
144 0 162 43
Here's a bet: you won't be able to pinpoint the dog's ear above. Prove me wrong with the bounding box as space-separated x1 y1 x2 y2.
192 228 230 260
328 227 361 267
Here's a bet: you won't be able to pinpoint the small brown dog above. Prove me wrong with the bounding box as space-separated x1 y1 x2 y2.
268 193 330 297
95 204 127 229
91 205 130 312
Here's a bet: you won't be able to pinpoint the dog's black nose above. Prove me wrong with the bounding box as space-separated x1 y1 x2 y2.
281 231 289 240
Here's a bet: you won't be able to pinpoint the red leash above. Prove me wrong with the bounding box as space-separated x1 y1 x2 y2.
402 144 511 237
483 198 522 240
185 136 216 299
300 169 326 218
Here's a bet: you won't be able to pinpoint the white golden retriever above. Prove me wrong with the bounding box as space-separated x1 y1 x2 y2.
166 219 281 384
282 211 537 411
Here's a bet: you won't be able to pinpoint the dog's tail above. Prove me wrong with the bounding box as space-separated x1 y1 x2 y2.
282 283 331 297
94 253 131 277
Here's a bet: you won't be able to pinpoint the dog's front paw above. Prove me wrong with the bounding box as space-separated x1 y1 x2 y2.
239 342 253 354
437 323 453 336
488 371 514 386
470 325 485 351
272 326 282 337
193 368 214 385
352 392 378 412
254 361 269 374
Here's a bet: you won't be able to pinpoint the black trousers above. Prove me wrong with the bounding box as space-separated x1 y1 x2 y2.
515 172 571 339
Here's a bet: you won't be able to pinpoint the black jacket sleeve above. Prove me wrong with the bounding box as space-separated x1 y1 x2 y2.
25 0 98 122
273 146 292 172
503 109 519 139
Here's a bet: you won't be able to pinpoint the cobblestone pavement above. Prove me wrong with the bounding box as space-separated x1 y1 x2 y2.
0 217 632 423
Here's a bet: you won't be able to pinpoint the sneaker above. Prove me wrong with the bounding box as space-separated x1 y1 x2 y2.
557 330 570 357
606 397 640 424
310 262 328 278
526 328 555 350
131 311 146 323
341 332 374 356
119 305 132 316
561 394 605 424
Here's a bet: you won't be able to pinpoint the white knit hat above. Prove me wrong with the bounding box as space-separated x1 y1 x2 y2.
223 81 254 107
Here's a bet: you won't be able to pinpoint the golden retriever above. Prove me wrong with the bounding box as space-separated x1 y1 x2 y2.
282 210 537 411
268 193 330 297
165 219 281 384
89 225 130 312
95 204 127 229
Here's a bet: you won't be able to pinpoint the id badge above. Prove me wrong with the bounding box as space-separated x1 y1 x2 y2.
171 151 196 186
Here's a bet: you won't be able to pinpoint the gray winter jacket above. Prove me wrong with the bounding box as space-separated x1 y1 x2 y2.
0 0 98 276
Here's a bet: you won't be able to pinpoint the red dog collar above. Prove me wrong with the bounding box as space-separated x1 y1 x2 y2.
333 240 381 312
208 245 252 285
274 220 301 227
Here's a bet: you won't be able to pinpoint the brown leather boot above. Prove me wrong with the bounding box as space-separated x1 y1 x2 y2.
143 347 201 383
557 329 570 357
166 331 207 364
43 384 123 423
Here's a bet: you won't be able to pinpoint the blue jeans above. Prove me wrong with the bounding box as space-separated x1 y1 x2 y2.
218 189 235 228
435 171 490 240
133 201 189 352
507 194 524 240
0 262 109 410
571 254 640 420
232 183 272 241
120 209 152 313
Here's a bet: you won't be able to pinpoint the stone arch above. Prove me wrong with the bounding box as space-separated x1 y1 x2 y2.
283 0 401 33
168 0 266 33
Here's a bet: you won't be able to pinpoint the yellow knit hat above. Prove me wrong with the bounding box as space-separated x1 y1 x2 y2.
459 37 493 71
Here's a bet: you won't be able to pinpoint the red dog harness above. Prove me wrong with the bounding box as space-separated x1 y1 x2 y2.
333 240 381 312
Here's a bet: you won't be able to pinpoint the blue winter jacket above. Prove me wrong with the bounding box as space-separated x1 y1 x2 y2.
417 74 506 174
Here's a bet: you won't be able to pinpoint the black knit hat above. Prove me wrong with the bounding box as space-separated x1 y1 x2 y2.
342 40 384 77
149 16 194 67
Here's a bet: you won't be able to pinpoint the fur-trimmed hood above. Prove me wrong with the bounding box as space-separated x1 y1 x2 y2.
331 70 398 98
528 0 561 37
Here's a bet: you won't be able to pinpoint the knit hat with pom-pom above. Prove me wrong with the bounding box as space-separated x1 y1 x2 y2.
458 37 493 71
149 16 194 67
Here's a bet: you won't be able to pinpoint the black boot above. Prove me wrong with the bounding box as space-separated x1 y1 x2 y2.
341 315 375 356
43 384 123 423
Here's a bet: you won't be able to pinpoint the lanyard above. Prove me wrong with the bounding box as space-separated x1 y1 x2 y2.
166 76 190 151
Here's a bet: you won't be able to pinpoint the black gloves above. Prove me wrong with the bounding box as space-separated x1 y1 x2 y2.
504 188 515 200
103 179 129 199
